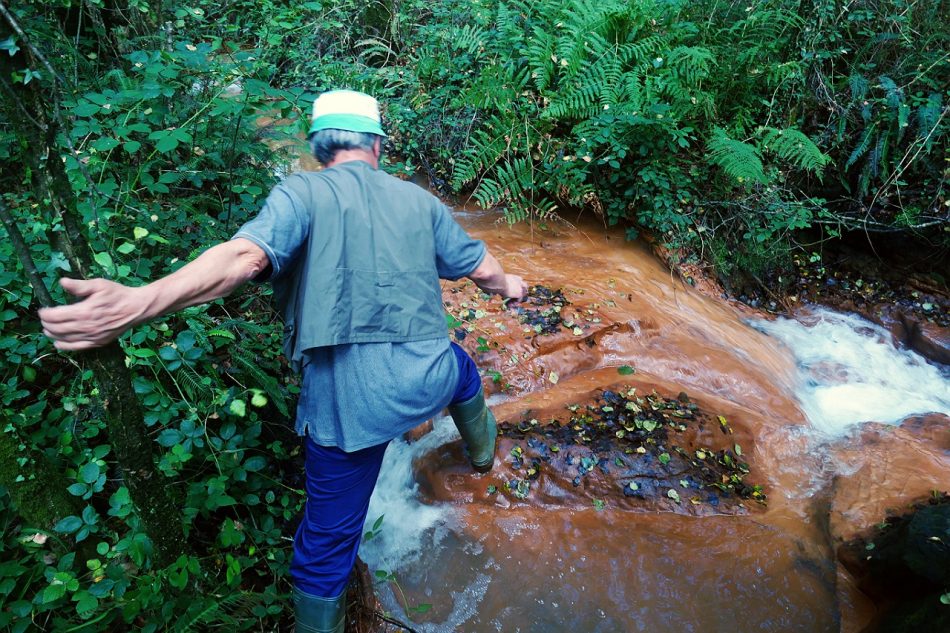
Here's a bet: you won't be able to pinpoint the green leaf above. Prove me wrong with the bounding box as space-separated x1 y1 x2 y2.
123 141 142 154
91 137 120 152
250 390 267 407
243 456 266 471
667 489 681 503
658 452 671 465
53 516 83 534
79 462 100 484
617 365 635 375
93 252 113 270
154 134 179 153
0 36 20 56
133 226 149 240
75 592 98 615
67 483 88 496
42 583 67 604
116 242 135 255
72 102 101 117
941 593 950 605
229 399 246 417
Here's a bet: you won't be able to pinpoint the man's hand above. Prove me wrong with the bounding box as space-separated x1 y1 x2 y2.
468 253 529 300
39 239 268 353
503 273 528 300
39 278 146 351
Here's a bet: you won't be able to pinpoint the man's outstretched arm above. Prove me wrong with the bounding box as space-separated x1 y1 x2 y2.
39 238 269 351
467 251 528 299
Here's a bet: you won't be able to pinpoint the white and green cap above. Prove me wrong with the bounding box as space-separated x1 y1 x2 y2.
309 89 386 137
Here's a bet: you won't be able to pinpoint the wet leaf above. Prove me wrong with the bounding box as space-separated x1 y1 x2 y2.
628 481 639 491
680 479 689 488
695 450 706 460
548 371 559 384
617 365 635 375
667 489 681 503
572 326 583 336
658 453 671 465
487 485 497 495
734 444 742 456
592 499 606 511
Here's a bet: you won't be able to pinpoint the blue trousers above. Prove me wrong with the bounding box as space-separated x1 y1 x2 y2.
290 342 481 598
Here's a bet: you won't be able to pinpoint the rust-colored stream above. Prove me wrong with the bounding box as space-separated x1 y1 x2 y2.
357 205 949 633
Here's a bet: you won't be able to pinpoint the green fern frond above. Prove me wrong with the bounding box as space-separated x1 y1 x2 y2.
848 73 869 102
878 75 903 109
450 24 487 57
759 127 830 173
545 79 601 119
707 128 766 184
451 115 512 190
916 93 943 150
668 46 714 86
475 157 534 208
172 591 263 631
617 35 665 66
527 26 557 91
231 346 290 418
845 125 876 170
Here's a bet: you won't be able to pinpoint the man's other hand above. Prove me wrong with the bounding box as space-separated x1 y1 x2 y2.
503 274 528 301
39 278 146 351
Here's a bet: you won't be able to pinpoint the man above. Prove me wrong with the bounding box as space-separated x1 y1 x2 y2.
39 89 527 633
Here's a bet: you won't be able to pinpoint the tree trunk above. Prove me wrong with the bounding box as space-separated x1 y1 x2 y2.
0 432 81 533
0 15 186 566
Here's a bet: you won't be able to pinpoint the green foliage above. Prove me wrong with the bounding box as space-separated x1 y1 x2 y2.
0 0 304 629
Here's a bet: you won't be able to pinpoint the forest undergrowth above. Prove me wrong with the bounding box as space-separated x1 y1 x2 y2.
0 0 946 630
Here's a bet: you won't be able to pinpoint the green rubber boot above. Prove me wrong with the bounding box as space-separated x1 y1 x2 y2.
448 386 498 473
293 587 345 633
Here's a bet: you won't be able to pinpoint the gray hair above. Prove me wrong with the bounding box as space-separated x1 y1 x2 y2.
309 129 383 164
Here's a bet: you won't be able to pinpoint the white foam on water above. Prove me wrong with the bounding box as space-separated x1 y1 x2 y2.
751 307 950 436
359 415 459 572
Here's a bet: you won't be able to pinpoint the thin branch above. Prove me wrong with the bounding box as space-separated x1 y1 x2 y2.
0 199 55 308
0 1 66 85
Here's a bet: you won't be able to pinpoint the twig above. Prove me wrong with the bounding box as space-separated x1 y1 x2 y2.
366 609 419 633
0 1 66 85
0 199 55 307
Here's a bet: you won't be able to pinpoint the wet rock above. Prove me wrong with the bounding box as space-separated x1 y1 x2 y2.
829 417 950 633
828 418 950 544
898 311 950 365
837 500 950 633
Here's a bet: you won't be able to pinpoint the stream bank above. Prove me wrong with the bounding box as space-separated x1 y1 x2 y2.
351 209 949 632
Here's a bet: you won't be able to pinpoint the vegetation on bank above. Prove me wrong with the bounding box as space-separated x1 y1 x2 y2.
0 0 946 630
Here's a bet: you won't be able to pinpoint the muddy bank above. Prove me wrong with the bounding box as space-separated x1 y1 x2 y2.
395 211 948 632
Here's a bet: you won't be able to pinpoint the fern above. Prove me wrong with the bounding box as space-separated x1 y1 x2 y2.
849 73 869 102
172 591 263 632
526 25 557 91
845 124 876 170
707 128 766 184
916 92 943 150
231 346 290 418
451 114 512 190
760 127 830 174
450 24 487 57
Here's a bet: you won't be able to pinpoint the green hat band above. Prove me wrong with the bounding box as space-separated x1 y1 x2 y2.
308 113 386 137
